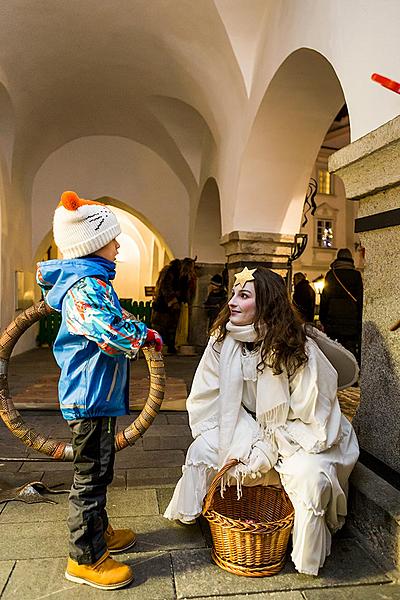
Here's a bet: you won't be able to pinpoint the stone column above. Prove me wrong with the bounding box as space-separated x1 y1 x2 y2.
329 115 400 476
220 230 297 288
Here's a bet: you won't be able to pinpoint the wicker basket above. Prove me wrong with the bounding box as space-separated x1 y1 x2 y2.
202 459 294 577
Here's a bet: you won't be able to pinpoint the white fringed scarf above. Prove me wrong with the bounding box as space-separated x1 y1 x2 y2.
218 322 290 468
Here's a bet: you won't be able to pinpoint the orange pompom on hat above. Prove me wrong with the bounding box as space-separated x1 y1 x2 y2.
53 191 121 258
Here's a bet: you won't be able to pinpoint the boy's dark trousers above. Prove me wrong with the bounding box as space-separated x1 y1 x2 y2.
67 417 116 564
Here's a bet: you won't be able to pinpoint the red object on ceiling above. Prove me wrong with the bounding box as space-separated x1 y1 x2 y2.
371 73 400 94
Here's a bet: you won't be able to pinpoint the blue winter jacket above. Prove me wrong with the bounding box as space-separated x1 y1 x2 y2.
36 257 148 420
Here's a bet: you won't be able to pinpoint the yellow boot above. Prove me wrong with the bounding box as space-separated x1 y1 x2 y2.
65 551 134 590
104 523 137 553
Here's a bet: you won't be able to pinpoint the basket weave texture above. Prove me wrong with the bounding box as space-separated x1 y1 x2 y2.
202 459 294 577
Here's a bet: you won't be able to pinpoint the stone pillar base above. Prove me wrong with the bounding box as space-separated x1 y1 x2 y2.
220 230 297 287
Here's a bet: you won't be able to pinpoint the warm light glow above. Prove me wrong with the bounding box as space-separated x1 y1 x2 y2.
110 207 170 301
313 277 325 294
115 232 132 263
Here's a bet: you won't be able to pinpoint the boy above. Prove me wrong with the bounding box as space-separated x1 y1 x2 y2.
37 191 162 590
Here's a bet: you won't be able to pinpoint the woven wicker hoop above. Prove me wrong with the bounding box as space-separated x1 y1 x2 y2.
0 300 165 461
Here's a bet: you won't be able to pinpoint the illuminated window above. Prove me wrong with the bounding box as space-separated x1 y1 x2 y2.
318 169 332 195
317 219 334 248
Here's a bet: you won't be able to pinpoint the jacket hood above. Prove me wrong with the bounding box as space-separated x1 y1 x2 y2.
37 256 116 311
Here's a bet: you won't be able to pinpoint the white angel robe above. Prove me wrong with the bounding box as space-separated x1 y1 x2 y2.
164 333 359 576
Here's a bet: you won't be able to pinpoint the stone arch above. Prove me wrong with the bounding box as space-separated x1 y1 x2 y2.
192 177 225 263
234 48 347 236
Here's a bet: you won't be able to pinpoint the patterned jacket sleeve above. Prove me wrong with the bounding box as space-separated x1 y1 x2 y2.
64 277 148 357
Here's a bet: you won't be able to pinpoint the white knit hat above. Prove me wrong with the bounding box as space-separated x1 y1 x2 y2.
53 191 122 258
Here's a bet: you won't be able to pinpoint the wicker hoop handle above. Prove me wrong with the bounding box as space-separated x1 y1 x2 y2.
203 458 240 514
0 300 165 461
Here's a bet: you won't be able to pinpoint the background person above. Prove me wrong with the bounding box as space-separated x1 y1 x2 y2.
151 258 182 354
292 272 316 323
319 248 363 363
203 273 227 330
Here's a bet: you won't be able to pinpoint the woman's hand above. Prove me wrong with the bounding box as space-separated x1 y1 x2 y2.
247 439 277 478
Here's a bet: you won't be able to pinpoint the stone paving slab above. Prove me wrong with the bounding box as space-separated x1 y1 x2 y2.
39 468 126 489
166 413 189 425
0 493 69 523
40 469 75 489
156 486 175 514
1 552 175 599
112 516 206 554
115 448 185 468
126 466 182 488
142 433 193 451
0 461 26 473
0 520 67 559
303 584 400 599
171 540 390 599
138 424 192 437
19 458 74 472
0 440 29 457
110 471 128 488
0 488 159 523
107 488 159 517
0 561 14 596
0 471 44 488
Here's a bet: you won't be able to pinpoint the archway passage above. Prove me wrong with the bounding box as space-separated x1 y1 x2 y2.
235 48 346 236
192 178 225 264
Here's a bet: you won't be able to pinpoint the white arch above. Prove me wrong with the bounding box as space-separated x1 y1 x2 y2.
234 48 345 236
192 177 225 263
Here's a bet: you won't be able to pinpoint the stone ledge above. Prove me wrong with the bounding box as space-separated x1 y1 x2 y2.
329 115 400 172
348 462 400 576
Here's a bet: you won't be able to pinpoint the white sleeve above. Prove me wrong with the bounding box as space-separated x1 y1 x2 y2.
187 336 221 438
283 339 342 453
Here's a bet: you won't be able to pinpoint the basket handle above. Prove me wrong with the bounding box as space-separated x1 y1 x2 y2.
202 458 240 515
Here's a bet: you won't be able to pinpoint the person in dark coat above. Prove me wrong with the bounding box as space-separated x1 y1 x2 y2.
319 248 363 362
293 272 316 323
151 259 182 353
204 274 227 330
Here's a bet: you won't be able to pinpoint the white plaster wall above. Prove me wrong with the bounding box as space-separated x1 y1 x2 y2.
232 48 345 236
0 177 37 355
111 206 169 301
31 136 190 259
216 0 400 235
249 0 400 143
192 178 226 264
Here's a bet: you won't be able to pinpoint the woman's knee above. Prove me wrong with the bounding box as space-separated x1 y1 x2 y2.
185 430 219 467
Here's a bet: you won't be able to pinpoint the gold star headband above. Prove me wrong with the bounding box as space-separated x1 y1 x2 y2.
233 267 256 289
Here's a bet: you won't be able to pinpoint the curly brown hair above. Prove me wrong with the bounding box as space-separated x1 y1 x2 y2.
210 267 307 376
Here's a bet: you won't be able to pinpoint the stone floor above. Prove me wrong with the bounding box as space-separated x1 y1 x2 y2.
0 349 398 599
